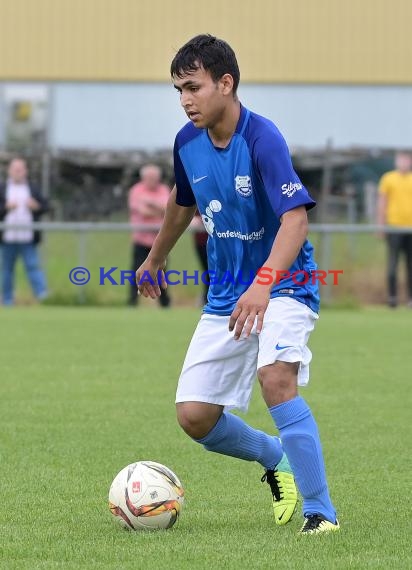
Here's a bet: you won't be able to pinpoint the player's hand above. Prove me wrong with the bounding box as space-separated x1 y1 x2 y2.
6 201 17 210
135 258 167 299
27 197 41 211
229 282 270 340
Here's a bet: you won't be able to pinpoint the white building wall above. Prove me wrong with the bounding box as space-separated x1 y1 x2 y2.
45 83 412 151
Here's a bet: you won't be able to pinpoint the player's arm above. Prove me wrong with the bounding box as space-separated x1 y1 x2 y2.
377 176 388 237
147 186 196 262
377 194 387 237
261 206 309 278
29 186 49 214
136 186 196 298
376 192 388 237
229 207 308 339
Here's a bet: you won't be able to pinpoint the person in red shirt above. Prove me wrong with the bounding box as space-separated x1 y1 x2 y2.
128 164 171 307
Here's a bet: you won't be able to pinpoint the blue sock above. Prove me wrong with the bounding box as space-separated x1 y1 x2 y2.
269 396 336 523
196 412 283 470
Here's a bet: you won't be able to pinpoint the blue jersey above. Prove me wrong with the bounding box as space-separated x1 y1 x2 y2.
174 105 320 315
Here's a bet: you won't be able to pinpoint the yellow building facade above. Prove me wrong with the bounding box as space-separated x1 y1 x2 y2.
0 0 411 83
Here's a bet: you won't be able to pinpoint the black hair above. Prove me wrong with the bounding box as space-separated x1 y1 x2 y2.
170 34 240 94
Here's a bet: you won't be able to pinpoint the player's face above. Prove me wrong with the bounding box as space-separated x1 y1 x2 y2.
173 67 232 129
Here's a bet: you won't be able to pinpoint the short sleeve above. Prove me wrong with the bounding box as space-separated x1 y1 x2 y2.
253 128 316 218
378 173 390 196
174 138 196 207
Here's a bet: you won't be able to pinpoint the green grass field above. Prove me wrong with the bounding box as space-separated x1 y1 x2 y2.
0 306 410 569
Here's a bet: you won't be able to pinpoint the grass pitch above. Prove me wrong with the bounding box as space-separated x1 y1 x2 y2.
0 306 410 569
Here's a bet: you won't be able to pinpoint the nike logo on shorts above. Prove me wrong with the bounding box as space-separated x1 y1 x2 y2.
275 343 293 350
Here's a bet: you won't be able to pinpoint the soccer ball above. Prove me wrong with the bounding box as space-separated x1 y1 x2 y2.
108 461 184 530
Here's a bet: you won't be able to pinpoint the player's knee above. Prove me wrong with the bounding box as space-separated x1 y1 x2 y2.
257 362 298 404
176 404 207 439
176 405 197 436
176 403 216 439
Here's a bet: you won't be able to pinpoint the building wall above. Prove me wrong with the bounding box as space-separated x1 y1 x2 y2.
0 0 411 84
0 87 5 147
49 83 412 150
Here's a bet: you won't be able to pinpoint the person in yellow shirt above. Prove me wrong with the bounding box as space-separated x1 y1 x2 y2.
378 151 412 307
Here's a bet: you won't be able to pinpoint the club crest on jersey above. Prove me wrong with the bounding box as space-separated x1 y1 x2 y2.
235 175 252 197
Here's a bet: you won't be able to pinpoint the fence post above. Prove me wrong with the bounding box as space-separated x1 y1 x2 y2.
319 138 333 222
77 228 87 304
319 229 332 304
347 194 357 262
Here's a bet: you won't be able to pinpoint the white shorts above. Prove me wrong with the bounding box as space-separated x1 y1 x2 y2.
175 297 319 413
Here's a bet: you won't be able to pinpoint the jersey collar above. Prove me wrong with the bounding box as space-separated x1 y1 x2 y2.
207 104 250 151
235 104 250 136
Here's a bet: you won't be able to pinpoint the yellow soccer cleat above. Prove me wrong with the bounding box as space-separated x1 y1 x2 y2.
261 454 297 525
300 514 340 534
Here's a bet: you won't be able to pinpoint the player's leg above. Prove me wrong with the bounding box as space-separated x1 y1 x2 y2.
403 233 412 306
259 363 338 533
176 314 282 466
21 243 48 300
175 314 293 521
386 233 402 307
130 244 149 306
257 297 338 534
129 244 147 305
128 244 139 305
158 256 171 308
177 400 282 470
177 401 293 524
158 287 171 307
2 243 20 305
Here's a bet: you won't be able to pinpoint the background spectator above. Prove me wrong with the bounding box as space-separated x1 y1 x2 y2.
0 157 49 305
128 164 171 307
377 151 412 307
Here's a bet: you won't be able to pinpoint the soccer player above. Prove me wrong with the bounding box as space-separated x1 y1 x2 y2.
136 34 339 534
